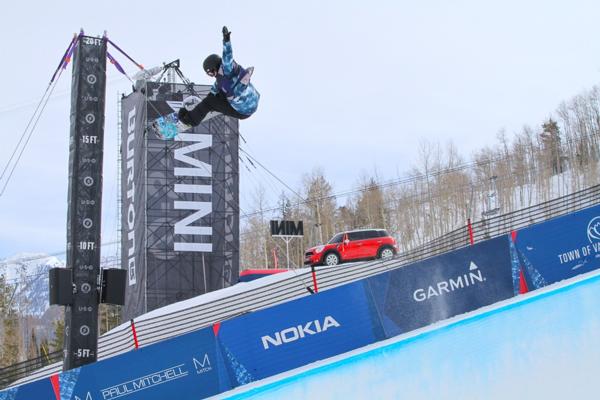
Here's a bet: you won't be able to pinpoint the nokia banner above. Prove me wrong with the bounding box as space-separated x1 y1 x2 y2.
64 35 107 370
216 280 383 380
120 82 240 321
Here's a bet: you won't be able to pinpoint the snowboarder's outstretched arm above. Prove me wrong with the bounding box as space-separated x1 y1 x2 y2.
221 26 234 77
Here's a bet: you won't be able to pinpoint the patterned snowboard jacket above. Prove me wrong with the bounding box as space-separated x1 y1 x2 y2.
211 41 260 116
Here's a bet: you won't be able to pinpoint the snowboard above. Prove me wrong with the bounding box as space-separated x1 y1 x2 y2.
150 112 191 140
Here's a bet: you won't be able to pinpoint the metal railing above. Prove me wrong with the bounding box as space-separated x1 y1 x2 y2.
0 351 61 389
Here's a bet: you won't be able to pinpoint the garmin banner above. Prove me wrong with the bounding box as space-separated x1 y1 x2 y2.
64 35 107 369
120 82 240 321
366 235 514 337
510 204 600 291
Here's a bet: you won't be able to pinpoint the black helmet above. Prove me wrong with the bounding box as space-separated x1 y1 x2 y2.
203 54 221 74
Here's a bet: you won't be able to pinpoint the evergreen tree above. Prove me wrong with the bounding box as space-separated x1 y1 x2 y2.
99 304 122 335
0 274 22 367
541 118 563 175
49 319 64 353
1 313 22 366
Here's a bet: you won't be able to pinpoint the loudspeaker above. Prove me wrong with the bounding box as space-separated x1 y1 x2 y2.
49 268 73 305
100 268 127 305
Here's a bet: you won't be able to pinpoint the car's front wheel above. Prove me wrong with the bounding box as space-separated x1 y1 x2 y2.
378 247 395 260
323 252 340 266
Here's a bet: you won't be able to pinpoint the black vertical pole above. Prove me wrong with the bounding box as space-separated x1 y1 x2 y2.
63 34 107 370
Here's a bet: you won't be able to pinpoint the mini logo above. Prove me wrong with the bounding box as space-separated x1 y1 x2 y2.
85 113 95 124
82 218 93 229
193 354 212 374
413 262 486 302
80 325 90 336
587 216 600 243
86 74 97 84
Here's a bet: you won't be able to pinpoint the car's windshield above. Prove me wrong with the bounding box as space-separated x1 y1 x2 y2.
328 233 344 244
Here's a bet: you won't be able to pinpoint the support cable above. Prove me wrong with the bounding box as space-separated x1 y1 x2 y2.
239 147 304 201
0 34 79 197
105 38 144 70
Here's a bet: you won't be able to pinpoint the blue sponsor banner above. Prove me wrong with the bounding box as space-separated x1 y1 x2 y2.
79 327 229 400
4 327 231 400
512 204 600 289
216 281 384 381
366 236 514 337
4 378 52 400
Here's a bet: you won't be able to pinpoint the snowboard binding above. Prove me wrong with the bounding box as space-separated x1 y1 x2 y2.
151 112 191 140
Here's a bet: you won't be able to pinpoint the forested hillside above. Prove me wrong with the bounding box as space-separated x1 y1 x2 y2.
241 85 600 269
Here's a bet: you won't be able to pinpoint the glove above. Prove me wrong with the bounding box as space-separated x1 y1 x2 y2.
222 26 231 43
182 95 201 111
178 107 193 125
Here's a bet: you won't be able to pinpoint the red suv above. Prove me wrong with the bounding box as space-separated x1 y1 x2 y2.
304 229 398 266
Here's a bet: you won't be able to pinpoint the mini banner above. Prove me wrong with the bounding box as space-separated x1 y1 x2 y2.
120 82 240 321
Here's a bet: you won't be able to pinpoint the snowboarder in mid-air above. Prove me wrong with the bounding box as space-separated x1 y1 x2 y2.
177 26 260 130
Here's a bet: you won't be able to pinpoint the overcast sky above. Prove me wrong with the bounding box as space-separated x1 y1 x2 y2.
1 0 600 259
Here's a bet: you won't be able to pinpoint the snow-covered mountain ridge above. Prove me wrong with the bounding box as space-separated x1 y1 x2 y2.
0 253 65 316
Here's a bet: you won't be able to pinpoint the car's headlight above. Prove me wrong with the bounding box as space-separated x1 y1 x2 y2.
315 245 325 253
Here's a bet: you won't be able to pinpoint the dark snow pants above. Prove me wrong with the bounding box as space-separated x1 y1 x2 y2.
185 92 249 126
